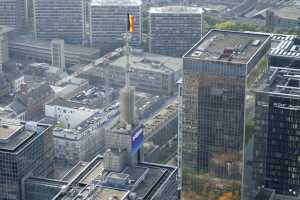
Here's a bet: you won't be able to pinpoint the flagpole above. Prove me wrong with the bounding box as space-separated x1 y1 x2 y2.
124 14 132 88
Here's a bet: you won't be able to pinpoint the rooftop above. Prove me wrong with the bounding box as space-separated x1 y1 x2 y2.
144 99 177 139
149 6 204 14
82 187 128 200
0 121 23 141
0 25 14 35
48 98 97 110
53 156 176 200
269 34 300 58
110 50 182 73
0 119 49 152
10 36 100 56
91 0 142 6
61 162 88 182
275 7 300 20
52 101 119 137
184 29 270 64
256 67 300 97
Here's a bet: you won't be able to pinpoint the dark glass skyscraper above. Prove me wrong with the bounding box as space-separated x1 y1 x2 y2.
0 120 54 200
181 30 270 200
253 67 300 197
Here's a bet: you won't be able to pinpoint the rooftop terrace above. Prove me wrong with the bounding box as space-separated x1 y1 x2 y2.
184 30 270 64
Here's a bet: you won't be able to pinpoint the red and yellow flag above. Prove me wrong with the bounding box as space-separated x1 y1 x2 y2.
128 14 135 33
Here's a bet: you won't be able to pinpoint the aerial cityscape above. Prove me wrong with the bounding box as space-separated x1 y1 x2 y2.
0 0 299 200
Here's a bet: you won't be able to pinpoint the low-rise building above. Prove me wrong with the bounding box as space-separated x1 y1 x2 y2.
81 49 182 96
45 98 120 164
71 86 115 109
28 63 68 85
143 99 178 163
9 37 100 67
51 77 89 99
5 70 25 93
24 155 178 200
8 82 55 121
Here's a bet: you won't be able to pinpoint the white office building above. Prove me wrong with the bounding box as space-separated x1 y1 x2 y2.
33 0 84 44
89 0 142 54
0 0 25 30
149 6 204 57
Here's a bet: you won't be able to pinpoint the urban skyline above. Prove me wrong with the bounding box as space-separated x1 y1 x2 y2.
0 0 299 200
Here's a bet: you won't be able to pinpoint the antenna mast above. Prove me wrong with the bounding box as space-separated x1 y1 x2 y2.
124 32 132 87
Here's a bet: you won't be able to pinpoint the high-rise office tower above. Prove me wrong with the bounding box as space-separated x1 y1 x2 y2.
0 26 14 72
51 39 65 71
253 68 300 197
149 6 204 57
181 30 270 200
89 0 142 54
33 0 84 44
0 0 25 31
0 119 54 200
252 34 300 198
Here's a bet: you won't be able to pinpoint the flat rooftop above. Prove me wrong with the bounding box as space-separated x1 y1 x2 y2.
0 122 23 141
184 30 270 64
275 7 300 20
91 0 141 6
85 187 128 200
149 6 204 14
53 156 176 200
110 51 182 73
0 119 48 152
269 34 300 58
61 161 88 182
10 36 100 56
0 26 14 35
256 67 300 97
144 99 177 139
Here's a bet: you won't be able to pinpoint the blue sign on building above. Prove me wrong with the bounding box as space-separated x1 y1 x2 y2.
131 125 144 155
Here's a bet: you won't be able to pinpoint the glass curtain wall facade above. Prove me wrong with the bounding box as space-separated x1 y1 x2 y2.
181 30 270 200
182 62 245 200
0 126 54 200
254 91 300 196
